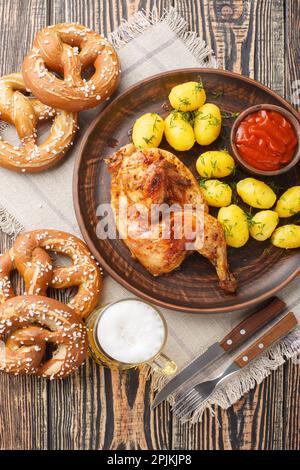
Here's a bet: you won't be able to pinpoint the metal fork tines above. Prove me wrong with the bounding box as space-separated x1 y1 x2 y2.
172 311 298 421
172 363 238 420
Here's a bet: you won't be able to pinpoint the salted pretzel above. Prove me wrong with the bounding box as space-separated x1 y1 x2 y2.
0 230 102 318
22 23 120 112
0 73 77 173
0 234 53 303
0 295 87 379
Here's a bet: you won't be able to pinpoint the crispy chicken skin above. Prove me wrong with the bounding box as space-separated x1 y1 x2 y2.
108 144 236 293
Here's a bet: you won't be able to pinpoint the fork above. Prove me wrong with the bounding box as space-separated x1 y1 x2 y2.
172 312 297 420
172 362 237 419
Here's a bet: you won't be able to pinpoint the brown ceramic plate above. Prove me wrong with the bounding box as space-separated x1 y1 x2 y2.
73 68 300 313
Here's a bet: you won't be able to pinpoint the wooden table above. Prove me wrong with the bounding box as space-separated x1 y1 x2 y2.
0 0 299 450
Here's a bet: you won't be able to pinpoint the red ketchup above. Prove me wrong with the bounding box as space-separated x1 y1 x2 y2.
235 110 298 171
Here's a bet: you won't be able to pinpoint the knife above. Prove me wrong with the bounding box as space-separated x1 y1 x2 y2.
173 311 298 419
152 297 287 409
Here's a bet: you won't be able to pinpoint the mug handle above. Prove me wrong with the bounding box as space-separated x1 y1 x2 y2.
149 352 177 375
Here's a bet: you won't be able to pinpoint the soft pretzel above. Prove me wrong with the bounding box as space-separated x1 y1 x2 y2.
0 234 53 303
0 73 77 173
0 295 87 379
3 230 102 318
22 23 120 112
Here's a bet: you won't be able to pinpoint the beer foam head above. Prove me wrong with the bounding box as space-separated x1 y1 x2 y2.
96 299 165 364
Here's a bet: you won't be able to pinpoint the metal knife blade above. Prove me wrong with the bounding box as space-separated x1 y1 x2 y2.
172 311 298 419
152 342 224 409
152 297 290 409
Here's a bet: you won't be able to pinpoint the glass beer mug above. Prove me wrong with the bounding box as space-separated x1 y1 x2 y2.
86 298 177 375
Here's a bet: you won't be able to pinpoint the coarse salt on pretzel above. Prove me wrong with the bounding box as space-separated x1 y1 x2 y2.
0 295 87 379
0 233 53 303
0 73 77 173
22 23 120 112
9 230 102 318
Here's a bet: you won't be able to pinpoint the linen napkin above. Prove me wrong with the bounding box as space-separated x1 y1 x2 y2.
0 8 299 422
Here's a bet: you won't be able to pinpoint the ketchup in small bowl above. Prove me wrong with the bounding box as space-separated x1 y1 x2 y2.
231 104 300 176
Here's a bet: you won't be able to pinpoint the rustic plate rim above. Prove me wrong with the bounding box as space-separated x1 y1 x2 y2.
73 67 300 314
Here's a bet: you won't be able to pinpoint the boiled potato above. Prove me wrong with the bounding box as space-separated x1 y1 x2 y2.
236 178 276 209
196 150 235 178
275 186 300 218
249 210 279 241
271 224 300 249
194 103 222 146
132 113 164 149
164 112 195 151
200 179 232 207
218 204 249 248
169 81 206 112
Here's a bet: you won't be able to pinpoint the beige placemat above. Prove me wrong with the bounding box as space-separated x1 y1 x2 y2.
0 7 299 422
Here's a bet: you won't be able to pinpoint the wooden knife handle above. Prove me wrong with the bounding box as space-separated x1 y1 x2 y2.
234 312 297 368
220 297 286 352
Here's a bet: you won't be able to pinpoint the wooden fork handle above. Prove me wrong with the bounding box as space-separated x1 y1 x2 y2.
220 297 286 352
234 312 297 368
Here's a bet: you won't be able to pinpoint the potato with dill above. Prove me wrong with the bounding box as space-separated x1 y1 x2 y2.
132 113 165 149
194 103 222 146
249 210 279 241
237 178 277 209
218 204 249 248
164 111 195 151
200 179 232 207
169 81 206 112
196 150 235 178
271 224 300 249
275 186 300 218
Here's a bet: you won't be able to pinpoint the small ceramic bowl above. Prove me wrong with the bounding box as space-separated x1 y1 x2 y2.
230 103 300 176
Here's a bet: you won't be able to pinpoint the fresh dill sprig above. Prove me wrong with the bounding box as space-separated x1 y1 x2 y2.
262 247 272 256
245 210 256 228
178 97 191 106
169 110 194 127
221 111 240 119
211 90 224 99
143 135 155 145
199 179 207 189
194 78 204 93
151 114 160 132
196 111 221 126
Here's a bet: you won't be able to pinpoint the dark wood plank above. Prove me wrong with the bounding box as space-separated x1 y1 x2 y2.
283 357 300 449
183 0 256 74
0 231 48 450
0 0 48 76
0 0 49 450
254 0 285 95
50 0 168 34
47 360 106 450
170 365 298 450
285 0 300 112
